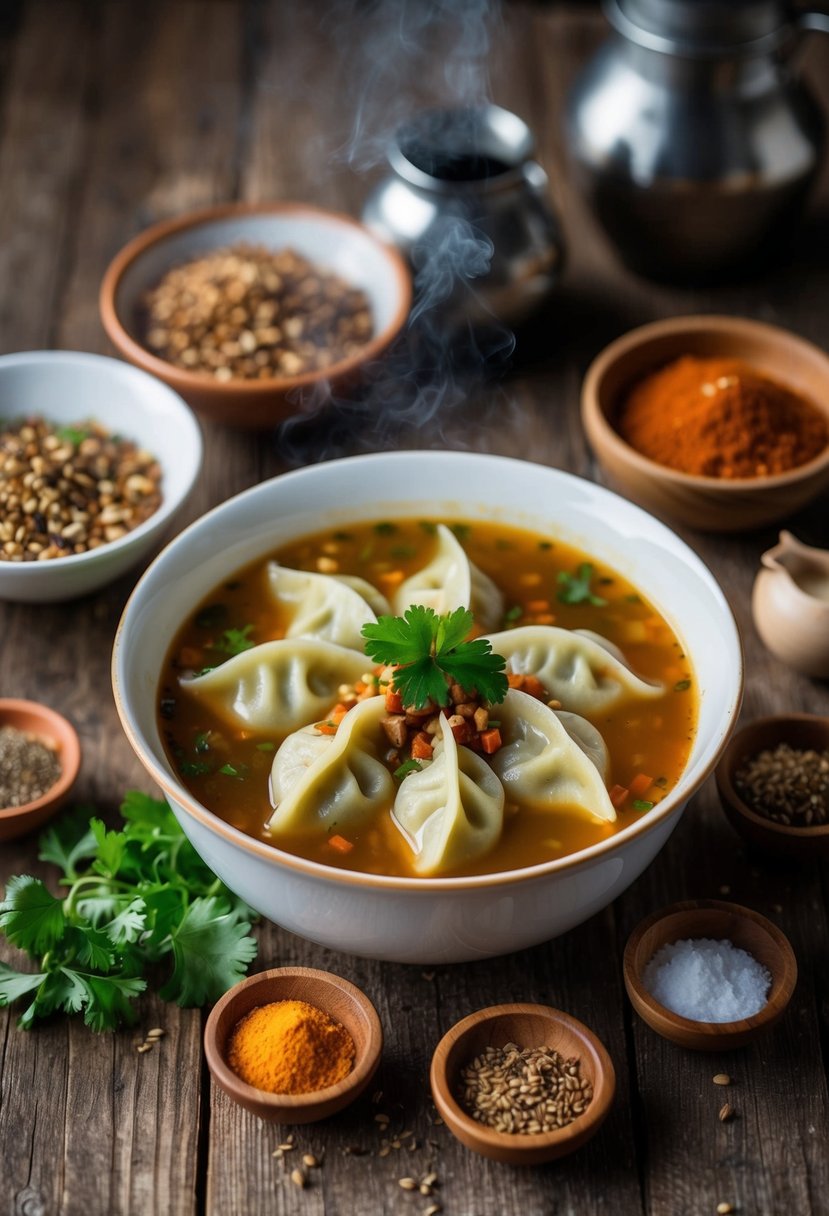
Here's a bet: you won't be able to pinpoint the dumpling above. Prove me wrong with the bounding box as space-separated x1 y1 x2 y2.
179 639 369 735
266 563 380 651
391 714 505 876
490 689 616 824
554 710 609 778
333 574 391 618
485 625 662 713
392 524 504 630
267 695 394 834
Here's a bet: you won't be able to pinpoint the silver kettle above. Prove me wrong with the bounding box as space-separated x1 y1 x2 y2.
566 0 829 281
362 105 564 328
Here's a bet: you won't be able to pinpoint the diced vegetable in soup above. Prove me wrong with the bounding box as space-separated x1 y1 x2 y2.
158 520 696 878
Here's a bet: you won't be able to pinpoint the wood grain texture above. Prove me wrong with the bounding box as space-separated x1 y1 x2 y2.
2 2 829 1214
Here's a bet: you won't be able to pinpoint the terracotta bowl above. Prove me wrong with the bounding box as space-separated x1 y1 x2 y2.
203 966 383 1123
624 900 797 1051
581 315 829 532
430 1003 615 1164
100 201 412 430
716 714 829 859
0 699 81 841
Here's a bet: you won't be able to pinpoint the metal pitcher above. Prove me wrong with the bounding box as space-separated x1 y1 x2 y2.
362 105 564 327
566 0 829 281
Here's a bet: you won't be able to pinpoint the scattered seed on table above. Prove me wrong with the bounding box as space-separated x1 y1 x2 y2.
398 1177 417 1191
145 1027 165 1040
136 1043 152 1054
424 1205 442 1216
713 1074 731 1086
278 1142 294 1152
302 1154 319 1168
290 1168 306 1188
719 1103 735 1122
716 1203 735 1214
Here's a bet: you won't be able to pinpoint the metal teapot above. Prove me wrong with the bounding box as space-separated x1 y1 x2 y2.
362 105 564 328
566 0 829 281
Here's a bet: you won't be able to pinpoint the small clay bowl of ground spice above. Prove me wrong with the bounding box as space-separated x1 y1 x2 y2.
430 1003 615 1164
0 699 81 842
204 966 383 1123
100 202 412 429
624 900 797 1051
581 315 829 532
716 714 829 859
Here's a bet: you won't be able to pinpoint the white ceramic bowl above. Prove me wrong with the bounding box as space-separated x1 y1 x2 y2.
0 350 202 602
113 452 743 964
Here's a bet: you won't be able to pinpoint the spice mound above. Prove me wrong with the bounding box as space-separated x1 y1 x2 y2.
142 243 374 382
0 417 162 561
643 937 771 1022
617 356 828 478
227 998 356 1095
457 1042 593 1135
735 742 829 827
0 725 61 808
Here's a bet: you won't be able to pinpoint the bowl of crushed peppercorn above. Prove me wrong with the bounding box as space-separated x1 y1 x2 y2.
716 714 829 860
0 699 81 841
430 1003 616 1164
203 965 383 1124
0 350 202 602
581 315 829 532
99 201 412 429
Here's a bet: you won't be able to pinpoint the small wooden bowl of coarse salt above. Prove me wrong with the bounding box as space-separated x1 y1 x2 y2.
430 1004 616 1164
624 900 797 1051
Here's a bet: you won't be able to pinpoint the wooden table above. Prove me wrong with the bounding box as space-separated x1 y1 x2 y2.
2 3 829 1213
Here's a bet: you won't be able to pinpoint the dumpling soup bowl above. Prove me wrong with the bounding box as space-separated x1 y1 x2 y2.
113 452 742 964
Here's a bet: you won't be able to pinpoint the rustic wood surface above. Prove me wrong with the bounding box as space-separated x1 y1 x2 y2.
2 2 829 1214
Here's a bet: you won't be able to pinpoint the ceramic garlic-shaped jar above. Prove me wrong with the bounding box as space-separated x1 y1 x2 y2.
752 531 829 677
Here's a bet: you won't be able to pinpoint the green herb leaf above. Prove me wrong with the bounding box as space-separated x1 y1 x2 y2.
674 679 692 692
361 606 508 710
159 896 258 1007
632 799 655 812
0 876 65 954
503 605 523 623
0 963 47 1006
394 759 424 779
557 563 608 606
211 625 255 656
55 424 90 447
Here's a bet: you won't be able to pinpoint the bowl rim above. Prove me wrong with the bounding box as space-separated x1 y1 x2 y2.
112 450 744 894
0 348 203 570
623 898 798 1035
715 712 829 841
203 964 383 1113
0 697 81 821
429 1001 616 1154
99 199 413 397
582 313 829 490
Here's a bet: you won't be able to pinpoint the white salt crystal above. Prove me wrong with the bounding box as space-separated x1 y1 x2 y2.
642 937 771 1023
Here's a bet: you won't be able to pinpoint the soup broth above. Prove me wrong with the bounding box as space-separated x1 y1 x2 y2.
158 519 696 878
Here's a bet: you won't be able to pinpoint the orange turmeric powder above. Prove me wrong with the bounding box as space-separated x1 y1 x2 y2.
618 355 827 478
227 999 355 1094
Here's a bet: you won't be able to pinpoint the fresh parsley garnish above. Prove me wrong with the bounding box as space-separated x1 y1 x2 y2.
556 563 608 607
210 625 255 656
0 793 257 1031
632 799 654 812
504 605 523 624
361 606 508 711
394 759 423 779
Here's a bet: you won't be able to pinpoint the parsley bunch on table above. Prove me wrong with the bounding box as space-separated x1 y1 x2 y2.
0 791 257 1031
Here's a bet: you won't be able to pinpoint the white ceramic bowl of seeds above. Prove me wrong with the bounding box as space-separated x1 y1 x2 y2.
0 350 202 602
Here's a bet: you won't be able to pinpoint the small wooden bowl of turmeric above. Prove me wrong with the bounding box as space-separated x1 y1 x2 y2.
204 966 383 1123
581 315 829 533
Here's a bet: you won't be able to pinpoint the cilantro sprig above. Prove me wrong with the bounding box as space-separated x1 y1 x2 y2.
557 563 608 607
361 606 507 711
0 792 257 1031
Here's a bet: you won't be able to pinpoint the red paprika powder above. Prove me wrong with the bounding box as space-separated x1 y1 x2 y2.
617 355 827 478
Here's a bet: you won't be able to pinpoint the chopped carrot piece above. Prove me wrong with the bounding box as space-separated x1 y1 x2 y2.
328 834 354 854
609 784 629 809
385 689 403 714
314 721 339 735
507 673 525 688
481 728 502 754
354 681 367 694
179 647 203 668
629 773 654 798
378 569 405 586
411 733 433 760
526 599 550 613
533 613 556 625
522 675 547 700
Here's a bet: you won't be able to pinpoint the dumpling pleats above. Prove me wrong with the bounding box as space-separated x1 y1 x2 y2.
392 524 504 630
485 624 662 714
179 639 370 734
491 689 616 824
392 714 505 876
267 696 395 834
266 562 380 651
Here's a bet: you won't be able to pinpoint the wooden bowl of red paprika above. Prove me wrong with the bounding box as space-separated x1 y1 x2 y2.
581 315 829 533
204 966 383 1123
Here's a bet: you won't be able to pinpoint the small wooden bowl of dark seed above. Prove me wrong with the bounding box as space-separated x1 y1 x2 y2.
100 202 412 430
430 1003 615 1165
0 699 81 842
716 714 829 859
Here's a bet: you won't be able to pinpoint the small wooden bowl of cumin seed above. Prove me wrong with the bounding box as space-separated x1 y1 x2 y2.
0 699 81 842
716 714 829 860
430 1003 615 1164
